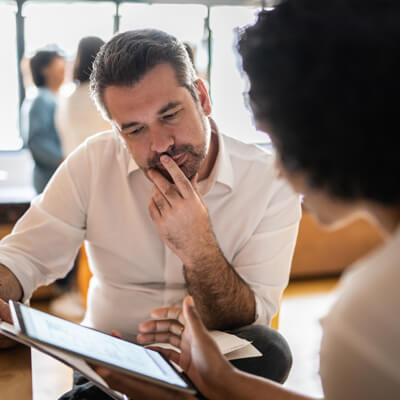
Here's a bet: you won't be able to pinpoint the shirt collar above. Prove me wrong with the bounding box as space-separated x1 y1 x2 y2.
125 122 234 192
201 127 234 193
127 155 139 175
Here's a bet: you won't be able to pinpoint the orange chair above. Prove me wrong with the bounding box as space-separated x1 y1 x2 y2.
77 244 91 308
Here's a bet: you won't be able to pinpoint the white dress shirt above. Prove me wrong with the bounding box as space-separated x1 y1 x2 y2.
320 224 400 399
56 82 111 157
0 130 300 341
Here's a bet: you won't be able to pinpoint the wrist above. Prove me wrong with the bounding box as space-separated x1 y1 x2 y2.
0 264 23 302
211 366 240 400
182 241 222 270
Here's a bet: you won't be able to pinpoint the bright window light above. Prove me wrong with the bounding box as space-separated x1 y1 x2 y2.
120 3 207 44
0 1 268 151
211 6 269 144
23 1 115 57
119 3 208 79
0 2 20 151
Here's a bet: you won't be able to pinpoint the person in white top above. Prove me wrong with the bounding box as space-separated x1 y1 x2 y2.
56 36 111 157
89 1 400 399
0 29 301 396
53 37 111 319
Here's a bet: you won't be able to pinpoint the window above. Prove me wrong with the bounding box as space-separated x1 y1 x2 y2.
0 1 267 151
22 1 115 100
210 6 268 143
119 3 208 77
23 1 115 57
0 2 20 150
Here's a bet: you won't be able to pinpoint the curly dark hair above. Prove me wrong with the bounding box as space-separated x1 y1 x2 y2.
73 36 105 83
90 29 197 119
238 0 400 204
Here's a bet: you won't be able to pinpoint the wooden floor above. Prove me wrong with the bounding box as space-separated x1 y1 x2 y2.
281 278 338 397
30 278 339 399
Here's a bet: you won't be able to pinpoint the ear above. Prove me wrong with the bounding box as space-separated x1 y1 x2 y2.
195 79 212 116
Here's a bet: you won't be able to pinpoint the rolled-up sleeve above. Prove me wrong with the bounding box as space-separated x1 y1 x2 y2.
233 180 301 325
0 146 90 301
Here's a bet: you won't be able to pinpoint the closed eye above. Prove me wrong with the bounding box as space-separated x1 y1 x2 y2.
162 109 182 121
128 126 145 135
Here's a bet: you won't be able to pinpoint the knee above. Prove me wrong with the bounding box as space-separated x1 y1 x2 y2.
233 325 293 383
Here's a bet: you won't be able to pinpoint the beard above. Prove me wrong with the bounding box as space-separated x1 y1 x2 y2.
144 143 207 183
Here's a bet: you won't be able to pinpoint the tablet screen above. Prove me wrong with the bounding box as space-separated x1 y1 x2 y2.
16 303 191 391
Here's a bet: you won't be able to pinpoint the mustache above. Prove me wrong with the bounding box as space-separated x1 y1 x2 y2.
146 145 197 169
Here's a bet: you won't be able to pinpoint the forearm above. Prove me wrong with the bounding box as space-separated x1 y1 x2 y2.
183 246 256 330
0 264 23 301
214 369 321 400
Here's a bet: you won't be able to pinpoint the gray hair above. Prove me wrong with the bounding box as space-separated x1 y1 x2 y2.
90 29 198 120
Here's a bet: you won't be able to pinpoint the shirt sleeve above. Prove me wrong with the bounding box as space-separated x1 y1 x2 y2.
27 96 63 169
0 145 90 301
233 179 301 326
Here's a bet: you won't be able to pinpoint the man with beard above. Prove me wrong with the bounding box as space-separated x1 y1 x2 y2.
0 29 300 398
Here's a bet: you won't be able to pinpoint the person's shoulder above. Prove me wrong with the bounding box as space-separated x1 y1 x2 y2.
65 130 121 167
31 88 56 110
324 228 400 336
82 130 118 150
39 88 56 102
221 134 275 171
28 97 52 120
67 82 90 101
222 134 273 159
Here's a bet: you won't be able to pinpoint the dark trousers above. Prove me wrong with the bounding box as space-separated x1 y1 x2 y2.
59 325 292 399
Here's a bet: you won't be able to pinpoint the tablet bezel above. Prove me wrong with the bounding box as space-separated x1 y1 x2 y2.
9 300 196 395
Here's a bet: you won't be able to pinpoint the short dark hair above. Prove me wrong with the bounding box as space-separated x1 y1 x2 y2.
183 42 195 66
90 29 197 119
30 50 62 87
73 36 105 83
238 0 400 204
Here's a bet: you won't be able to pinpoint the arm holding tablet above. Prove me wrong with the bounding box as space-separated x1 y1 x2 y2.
0 264 23 302
95 297 316 400
3 301 196 398
0 264 23 349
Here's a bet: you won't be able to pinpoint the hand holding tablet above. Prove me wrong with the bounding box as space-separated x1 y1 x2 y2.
6 301 196 397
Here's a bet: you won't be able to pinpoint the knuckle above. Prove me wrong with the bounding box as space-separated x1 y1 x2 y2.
165 186 176 198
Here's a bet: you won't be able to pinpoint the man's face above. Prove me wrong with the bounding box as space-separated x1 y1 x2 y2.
43 57 65 89
103 63 211 182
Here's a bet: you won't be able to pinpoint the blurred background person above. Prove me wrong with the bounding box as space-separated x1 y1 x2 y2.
51 37 110 320
21 49 65 194
56 36 110 157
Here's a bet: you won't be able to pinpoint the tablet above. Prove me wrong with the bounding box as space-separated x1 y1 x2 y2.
9 301 196 395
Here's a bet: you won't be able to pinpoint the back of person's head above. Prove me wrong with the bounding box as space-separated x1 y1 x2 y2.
30 50 62 87
238 0 400 204
90 29 197 119
73 36 105 83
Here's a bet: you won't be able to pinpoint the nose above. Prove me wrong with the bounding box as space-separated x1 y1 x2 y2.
150 127 174 154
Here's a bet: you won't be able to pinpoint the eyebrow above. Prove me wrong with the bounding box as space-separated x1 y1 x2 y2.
120 101 182 131
158 101 181 115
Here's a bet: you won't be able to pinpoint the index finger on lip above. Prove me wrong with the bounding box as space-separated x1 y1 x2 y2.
160 155 192 198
